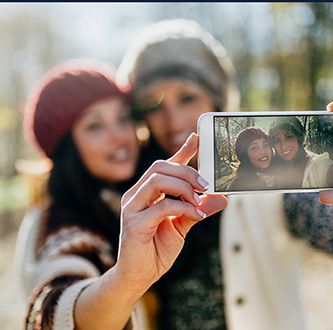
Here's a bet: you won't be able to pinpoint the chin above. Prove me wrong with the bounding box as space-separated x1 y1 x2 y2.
114 168 136 182
100 164 136 183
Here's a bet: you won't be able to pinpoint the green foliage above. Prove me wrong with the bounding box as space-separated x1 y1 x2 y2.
0 106 17 132
0 175 29 212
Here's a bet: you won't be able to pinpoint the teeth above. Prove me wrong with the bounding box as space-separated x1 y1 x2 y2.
112 148 129 161
283 150 290 155
260 156 268 161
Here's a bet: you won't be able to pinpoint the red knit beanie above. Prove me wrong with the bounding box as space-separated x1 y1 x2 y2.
235 127 269 162
24 60 126 159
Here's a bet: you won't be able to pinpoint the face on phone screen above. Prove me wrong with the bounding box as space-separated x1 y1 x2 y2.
213 114 333 192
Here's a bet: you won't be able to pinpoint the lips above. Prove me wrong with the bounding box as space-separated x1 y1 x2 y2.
258 156 269 162
107 147 132 162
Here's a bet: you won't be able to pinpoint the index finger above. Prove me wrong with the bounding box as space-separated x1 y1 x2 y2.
168 132 198 165
122 133 202 206
172 194 228 238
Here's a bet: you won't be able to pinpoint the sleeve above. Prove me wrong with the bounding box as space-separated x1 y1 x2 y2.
25 226 116 330
302 153 333 188
284 193 333 254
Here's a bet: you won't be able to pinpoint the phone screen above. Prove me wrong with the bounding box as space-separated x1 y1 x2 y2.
213 113 333 192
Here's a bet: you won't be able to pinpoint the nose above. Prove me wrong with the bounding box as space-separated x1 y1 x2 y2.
165 106 186 134
259 148 267 157
106 122 127 145
280 140 289 151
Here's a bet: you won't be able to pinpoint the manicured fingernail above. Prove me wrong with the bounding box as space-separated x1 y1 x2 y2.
194 193 202 206
197 176 209 190
196 209 206 219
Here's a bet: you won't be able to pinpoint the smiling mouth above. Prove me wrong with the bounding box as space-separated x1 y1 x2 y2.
258 156 269 161
282 150 291 156
108 147 131 162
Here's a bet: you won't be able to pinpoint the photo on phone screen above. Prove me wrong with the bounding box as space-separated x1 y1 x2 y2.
211 113 333 193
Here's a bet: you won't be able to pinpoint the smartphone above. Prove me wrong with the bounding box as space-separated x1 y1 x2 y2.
198 111 333 194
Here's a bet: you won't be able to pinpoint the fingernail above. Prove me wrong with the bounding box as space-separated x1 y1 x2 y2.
194 193 202 206
196 209 206 219
197 176 209 190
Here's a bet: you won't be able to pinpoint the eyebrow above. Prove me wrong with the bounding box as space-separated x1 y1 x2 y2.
81 112 101 121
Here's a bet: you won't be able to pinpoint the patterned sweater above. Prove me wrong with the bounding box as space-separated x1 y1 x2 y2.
25 193 333 329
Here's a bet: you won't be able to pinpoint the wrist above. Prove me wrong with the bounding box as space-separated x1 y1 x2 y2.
74 266 147 330
100 263 150 304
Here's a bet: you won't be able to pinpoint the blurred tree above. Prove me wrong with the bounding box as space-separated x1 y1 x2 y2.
0 12 62 177
268 3 333 110
0 3 333 178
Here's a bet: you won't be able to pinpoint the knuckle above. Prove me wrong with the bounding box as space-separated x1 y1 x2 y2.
152 159 165 171
182 181 192 194
121 191 130 206
184 165 197 183
160 198 172 213
149 172 161 185
185 202 194 213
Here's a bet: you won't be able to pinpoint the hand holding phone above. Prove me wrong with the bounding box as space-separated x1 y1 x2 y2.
198 111 333 194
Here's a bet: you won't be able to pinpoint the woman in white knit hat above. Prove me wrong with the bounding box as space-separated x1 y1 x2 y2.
117 19 333 330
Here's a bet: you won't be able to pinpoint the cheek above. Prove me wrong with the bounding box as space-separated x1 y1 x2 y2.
191 101 214 120
145 112 162 126
247 151 256 163
76 133 100 154
73 131 106 169
274 145 282 154
145 113 165 137
77 141 101 170
291 140 299 152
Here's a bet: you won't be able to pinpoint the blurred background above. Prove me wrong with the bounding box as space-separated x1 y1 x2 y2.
0 3 333 329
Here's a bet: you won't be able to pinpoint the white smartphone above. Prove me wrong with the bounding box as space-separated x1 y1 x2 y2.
198 111 333 194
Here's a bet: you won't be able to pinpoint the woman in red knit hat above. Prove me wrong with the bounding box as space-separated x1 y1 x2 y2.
228 127 275 191
22 59 139 327
21 59 226 330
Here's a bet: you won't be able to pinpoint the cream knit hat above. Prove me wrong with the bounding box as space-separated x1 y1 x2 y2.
117 19 240 113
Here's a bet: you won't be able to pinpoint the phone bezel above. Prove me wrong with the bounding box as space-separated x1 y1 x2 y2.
197 110 333 195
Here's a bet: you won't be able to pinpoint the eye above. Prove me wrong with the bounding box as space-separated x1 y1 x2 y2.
249 145 258 152
263 141 270 148
285 134 294 140
85 122 102 131
179 94 198 104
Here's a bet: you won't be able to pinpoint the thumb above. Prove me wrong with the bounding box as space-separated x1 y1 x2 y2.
168 132 198 165
319 191 333 205
326 102 333 112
